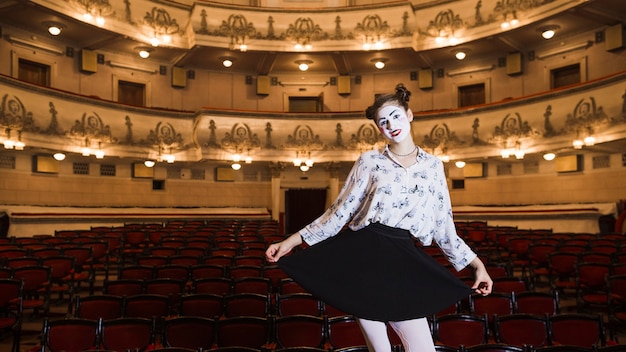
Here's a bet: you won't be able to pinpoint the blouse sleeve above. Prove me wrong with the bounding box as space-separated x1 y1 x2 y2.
297 155 369 245
431 159 477 271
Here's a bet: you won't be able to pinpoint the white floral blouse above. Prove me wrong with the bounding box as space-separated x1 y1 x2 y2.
297 145 477 271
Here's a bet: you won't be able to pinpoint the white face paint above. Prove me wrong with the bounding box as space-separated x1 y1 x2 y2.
377 105 411 143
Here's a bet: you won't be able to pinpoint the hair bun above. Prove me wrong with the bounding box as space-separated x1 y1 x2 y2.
395 83 411 103
365 106 376 120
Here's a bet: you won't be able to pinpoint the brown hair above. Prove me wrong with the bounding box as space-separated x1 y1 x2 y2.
365 83 411 120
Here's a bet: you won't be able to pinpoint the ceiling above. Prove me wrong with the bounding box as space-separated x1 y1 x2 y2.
0 0 625 76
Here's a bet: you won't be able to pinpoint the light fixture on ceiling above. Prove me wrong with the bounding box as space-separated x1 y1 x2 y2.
455 161 466 168
539 25 560 40
136 46 153 59
231 162 242 170
44 22 65 36
453 49 468 60
543 152 556 161
295 60 313 72
221 57 235 68
53 152 66 161
144 160 155 167
371 58 387 69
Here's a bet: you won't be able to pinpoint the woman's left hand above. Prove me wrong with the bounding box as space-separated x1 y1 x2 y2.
469 257 493 296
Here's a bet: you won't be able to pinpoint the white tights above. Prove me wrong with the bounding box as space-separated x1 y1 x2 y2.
356 317 435 352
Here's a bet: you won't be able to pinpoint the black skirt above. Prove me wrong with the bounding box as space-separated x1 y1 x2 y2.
278 223 474 322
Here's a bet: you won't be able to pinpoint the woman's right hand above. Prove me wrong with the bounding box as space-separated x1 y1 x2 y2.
265 233 303 263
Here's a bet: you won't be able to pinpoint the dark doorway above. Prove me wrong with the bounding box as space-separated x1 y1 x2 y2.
458 83 485 107
285 188 327 234
551 63 581 89
118 80 146 107
18 58 50 86
289 95 324 112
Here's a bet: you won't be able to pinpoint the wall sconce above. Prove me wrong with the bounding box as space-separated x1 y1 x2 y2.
539 25 560 40
371 58 387 69
293 151 314 172
144 160 156 167
500 11 519 30
295 60 313 72
455 161 466 168
44 22 65 36
2 129 25 150
136 46 153 59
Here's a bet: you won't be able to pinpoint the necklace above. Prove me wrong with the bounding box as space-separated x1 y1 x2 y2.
388 145 417 157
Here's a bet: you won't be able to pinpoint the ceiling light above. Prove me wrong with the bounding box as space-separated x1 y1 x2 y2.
295 60 312 72
371 58 387 69
454 49 468 60
539 25 560 40
543 153 556 161
455 161 466 168
232 162 242 170
144 160 155 167
136 46 153 59
53 153 66 161
221 57 234 68
44 22 64 36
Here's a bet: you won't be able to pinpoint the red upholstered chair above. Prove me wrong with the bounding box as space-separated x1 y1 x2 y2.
123 293 170 319
11 265 51 317
514 291 560 316
179 293 224 319
494 313 550 348
99 317 157 352
548 313 606 348
72 294 124 321
232 277 272 295
327 315 368 350
273 315 327 349
0 278 23 352
215 316 272 349
192 277 232 296
575 262 612 313
223 293 271 318
102 279 144 297
276 293 323 317
434 313 489 348
40 317 99 352
161 316 217 350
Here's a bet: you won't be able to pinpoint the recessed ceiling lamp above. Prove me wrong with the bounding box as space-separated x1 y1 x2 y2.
295 60 313 71
44 22 65 36
371 58 387 69
221 57 235 68
539 25 560 40
136 46 153 59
